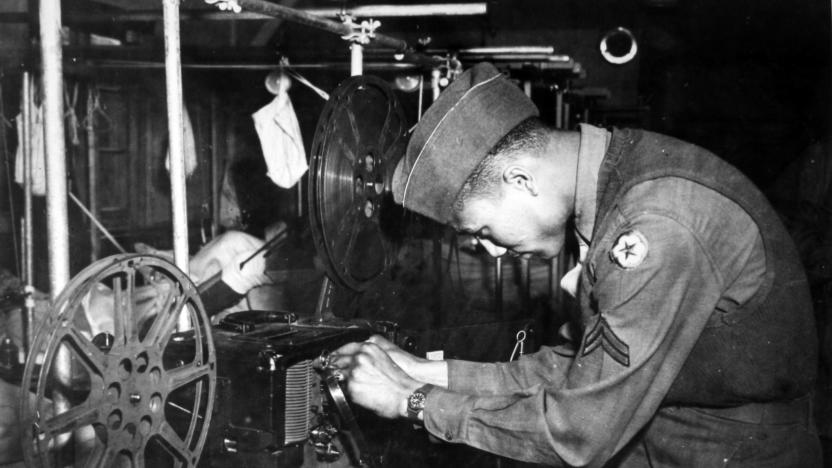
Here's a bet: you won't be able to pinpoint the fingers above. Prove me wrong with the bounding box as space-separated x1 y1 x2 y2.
366 334 396 350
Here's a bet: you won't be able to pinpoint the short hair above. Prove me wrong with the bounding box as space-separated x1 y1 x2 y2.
452 117 549 214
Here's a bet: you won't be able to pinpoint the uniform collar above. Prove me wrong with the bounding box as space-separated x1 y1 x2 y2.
574 123 610 249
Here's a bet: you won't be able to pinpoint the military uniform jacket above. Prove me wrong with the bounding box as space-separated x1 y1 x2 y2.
420 128 818 467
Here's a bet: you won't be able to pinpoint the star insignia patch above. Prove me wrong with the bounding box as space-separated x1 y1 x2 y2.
609 230 648 269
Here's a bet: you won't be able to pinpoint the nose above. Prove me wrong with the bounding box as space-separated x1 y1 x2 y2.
477 238 508 257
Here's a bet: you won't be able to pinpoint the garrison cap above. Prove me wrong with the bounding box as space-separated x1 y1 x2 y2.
392 62 539 224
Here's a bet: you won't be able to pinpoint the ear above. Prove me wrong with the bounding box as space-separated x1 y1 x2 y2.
502 165 539 196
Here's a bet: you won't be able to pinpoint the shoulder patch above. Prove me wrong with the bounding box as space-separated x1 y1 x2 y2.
609 230 648 269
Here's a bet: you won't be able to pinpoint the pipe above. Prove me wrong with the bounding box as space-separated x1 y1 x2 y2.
305 3 487 18
40 0 70 297
64 3 487 22
86 85 99 261
67 60 422 71
234 0 407 51
210 92 220 237
21 72 33 358
428 46 556 55
350 43 363 76
21 73 32 288
69 192 127 254
163 0 190 275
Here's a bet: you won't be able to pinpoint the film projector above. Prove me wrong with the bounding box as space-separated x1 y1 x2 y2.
19 75 410 468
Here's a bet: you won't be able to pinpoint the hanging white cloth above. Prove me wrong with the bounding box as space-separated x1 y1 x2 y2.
14 105 46 196
252 72 308 189
164 105 198 178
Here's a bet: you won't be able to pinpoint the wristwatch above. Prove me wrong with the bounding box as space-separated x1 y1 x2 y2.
406 384 433 422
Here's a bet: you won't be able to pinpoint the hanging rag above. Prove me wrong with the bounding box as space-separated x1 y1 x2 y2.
14 105 46 196
252 71 307 189
164 105 197 178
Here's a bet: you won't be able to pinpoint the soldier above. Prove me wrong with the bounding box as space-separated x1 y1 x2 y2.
329 62 821 467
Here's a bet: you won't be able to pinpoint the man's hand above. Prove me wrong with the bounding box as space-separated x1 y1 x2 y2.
328 341 423 419
363 335 427 376
364 335 450 388
189 231 265 285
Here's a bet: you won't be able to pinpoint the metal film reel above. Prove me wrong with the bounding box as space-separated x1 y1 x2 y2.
309 75 409 291
20 254 216 468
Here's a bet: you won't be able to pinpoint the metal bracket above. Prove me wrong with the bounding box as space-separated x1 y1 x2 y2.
204 0 242 13
339 14 381 45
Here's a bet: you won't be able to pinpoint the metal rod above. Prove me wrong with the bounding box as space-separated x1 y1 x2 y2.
163 0 190 275
303 3 487 18
427 46 556 55
210 92 220 237
196 229 288 294
350 43 363 76
40 0 70 297
67 60 422 71
21 73 32 286
68 192 127 254
64 3 487 22
235 0 407 51
86 85 100 261
21 72 33 358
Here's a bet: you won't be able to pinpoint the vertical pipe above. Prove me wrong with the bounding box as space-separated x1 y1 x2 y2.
39 0 70 297
21 73 32 287
21 73 33 358
210 92 219 237
86 86 99 261
350 43 363 76
163 0 190 275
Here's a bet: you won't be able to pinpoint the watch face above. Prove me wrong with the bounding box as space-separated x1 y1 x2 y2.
408 392 427 410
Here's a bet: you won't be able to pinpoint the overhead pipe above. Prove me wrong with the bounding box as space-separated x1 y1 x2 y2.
163 0 190 275
64 3 487 22
39 0 70 297
234 0 407 50
305 3 487 18
207 0 444 67
67 60 422 71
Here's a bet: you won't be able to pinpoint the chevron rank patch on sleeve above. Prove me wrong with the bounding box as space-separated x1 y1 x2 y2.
609 229 648 270
581 315 630 367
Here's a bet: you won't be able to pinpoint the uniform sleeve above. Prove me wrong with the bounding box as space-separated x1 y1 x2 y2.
422 212 732 467
444 346 573 395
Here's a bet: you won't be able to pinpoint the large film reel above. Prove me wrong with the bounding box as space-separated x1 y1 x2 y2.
309 75 408 291
20 255 215 468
